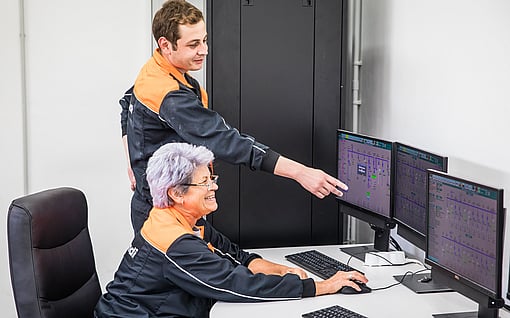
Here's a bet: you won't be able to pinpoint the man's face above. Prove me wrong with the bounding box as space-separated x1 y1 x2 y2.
167 20 208 73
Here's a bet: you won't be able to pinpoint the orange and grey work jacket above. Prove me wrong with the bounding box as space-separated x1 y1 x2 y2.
95 207 315 318
120 50 280 212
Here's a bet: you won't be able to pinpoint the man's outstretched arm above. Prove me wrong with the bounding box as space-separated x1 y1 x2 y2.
273 156 348 199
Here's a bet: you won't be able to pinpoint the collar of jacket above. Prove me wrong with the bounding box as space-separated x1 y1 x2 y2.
153 49 194 89
141 206 200 253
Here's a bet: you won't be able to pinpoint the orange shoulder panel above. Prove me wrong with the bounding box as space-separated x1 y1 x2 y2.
141 207 193 253
134 57 180 114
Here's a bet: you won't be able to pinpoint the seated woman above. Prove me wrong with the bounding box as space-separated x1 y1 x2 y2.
95 143 368 317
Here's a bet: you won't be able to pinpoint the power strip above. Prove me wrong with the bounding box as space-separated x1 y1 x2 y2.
364 251 406 266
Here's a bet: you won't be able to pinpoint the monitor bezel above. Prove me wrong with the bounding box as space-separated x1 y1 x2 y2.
392 142 448 251
425 169 504 303
336 129 395 226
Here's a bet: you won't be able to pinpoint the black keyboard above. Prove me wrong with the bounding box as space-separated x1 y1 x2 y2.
285 250 359 279
302 305 367 318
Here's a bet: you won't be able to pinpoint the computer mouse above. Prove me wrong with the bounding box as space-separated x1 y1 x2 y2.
339 281 372 294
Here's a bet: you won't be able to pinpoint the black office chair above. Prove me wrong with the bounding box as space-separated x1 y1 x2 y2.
7 187 101 318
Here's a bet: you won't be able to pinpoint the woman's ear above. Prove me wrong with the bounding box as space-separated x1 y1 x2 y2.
168 188 184 204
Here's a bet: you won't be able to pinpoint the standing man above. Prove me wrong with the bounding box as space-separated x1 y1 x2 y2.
121 0 348 232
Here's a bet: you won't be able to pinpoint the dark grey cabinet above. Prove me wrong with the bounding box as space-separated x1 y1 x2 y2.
206 0 346 248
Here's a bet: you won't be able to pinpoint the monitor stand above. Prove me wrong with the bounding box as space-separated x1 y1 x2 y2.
432 305 498 318
340 244 378 261
341 225 391 261
393 273 453 294
432 313 478 318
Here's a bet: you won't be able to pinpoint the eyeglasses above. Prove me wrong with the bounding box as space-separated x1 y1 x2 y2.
182 175 219 190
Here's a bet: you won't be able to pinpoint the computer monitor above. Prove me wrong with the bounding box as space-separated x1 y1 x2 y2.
391 143 452 293
393 143 448 250
426 170 504 318
336 129 395 260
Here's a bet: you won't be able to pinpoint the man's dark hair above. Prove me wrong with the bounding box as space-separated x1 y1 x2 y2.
152 0 204 50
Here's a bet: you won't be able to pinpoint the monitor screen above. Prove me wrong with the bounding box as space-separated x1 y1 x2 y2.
426 170 504 316
393 143 448 250
337 130 393 219
336 130 394 259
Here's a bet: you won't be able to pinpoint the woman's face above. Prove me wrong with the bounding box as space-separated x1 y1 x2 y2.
181 164 218 218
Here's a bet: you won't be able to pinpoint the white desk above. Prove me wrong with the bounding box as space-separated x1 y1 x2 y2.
211 245 510 318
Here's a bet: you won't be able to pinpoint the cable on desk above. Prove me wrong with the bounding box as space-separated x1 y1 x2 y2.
390 236 403 251
342 249 433 292
410 267 429 275
363 252 425 267
343 249 425 268
345 253 357 268
344 251 369 268
370 270 415 291
370 267 431 291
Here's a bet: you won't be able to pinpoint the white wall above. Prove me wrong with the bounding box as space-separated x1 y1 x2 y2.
0 1 25 315
1 1 153 317
360 0 510 307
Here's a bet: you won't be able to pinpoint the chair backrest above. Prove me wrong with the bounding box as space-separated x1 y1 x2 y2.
7 187 101 318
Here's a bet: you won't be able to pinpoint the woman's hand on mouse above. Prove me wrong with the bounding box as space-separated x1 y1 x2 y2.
314 271 368 295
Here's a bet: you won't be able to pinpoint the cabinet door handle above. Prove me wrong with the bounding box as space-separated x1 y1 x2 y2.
302 0 313 7
244 0 313 7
